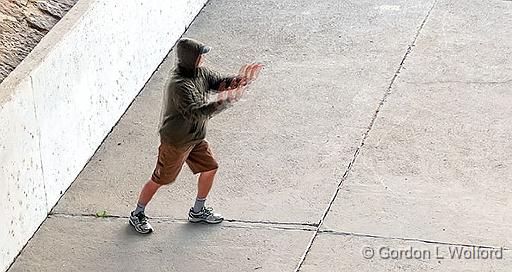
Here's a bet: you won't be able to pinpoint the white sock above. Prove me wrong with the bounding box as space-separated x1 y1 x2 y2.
134 203 145 215
193 197 206 213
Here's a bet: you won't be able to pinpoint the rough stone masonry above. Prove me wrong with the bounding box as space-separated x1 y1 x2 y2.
0 0 78 83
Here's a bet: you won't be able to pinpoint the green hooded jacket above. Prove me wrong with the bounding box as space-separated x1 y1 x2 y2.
159 38 236 146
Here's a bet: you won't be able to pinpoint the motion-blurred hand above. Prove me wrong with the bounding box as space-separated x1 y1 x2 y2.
216 78 248 104
238 63 264 85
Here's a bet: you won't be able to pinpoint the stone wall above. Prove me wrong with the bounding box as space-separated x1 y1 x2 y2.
0 0 77 83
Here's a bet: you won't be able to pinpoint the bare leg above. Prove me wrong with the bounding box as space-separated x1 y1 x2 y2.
197 169 217 198
130 179 161 234
189 168 223 223
138 179 163 206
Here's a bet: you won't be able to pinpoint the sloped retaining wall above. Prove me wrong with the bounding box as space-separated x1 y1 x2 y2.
0 0 207 270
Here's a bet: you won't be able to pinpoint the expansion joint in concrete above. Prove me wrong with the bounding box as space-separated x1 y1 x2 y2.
318 229 511 251
293 1 439 271
48 212 318 232
405 79 512 86
224 219 319 228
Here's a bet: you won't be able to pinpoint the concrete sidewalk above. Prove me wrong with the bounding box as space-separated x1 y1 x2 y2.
7 0 512 271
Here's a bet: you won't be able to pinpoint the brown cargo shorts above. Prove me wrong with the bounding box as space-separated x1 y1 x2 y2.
151 140 218 185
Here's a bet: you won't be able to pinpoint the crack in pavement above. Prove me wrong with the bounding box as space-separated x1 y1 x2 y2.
318 229 511 251
48 211 512 250
48 212 318 232
294 1 439 271
404 79 512 86
220 223 316 233
224 219 318 228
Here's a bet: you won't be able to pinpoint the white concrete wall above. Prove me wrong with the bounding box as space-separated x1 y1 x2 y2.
0 0 207 270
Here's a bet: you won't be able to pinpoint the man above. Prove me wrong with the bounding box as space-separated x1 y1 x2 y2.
129 38 263 234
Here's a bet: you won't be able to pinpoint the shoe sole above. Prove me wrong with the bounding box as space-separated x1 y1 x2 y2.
188 217 224 224
129 217 153 234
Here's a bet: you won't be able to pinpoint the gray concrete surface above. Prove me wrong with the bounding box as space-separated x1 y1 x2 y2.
8 216 311 272
7 0 512 271
321 0 512 247
300 233 512 271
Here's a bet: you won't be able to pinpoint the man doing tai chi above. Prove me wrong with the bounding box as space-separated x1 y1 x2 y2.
129 38 263 234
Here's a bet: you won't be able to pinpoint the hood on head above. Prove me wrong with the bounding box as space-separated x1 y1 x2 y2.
176 38 210 76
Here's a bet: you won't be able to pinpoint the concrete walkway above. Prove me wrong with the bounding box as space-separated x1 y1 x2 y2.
7 0 512 271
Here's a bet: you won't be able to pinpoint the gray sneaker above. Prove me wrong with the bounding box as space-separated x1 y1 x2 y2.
129 211 153 234
188 207 224 224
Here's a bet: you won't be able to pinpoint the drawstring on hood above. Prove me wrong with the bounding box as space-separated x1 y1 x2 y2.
176 38 210 77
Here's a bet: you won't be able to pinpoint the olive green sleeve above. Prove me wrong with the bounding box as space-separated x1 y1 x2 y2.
202 67 240 92
174 85 229 121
